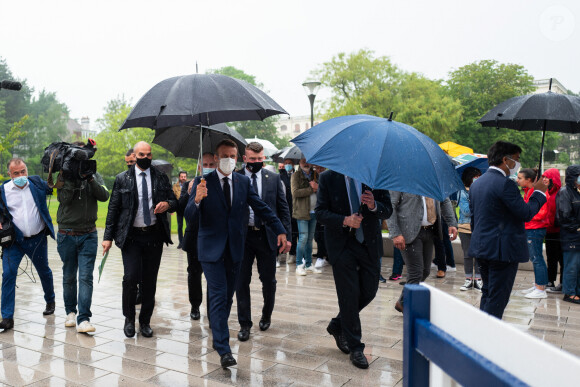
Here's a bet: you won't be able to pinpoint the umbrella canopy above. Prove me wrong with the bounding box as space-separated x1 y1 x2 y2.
291 115 464 201
271 145 303 163
153 123 247 159
244 137 278 157
455 156 489 178
120 74 288 130
478 79 580 170
151 159 173 176
439 141 474 158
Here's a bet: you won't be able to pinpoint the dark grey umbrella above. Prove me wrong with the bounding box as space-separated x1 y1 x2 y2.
151 159 173 176
478 79 580 169
120 73 288 130
271 145 303 163
153 123 247 159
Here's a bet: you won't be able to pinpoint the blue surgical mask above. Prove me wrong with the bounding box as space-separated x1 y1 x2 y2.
202 167 215 175
13 176 28 187
284 164 294 173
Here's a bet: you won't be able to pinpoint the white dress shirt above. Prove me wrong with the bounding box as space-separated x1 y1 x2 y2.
420 196 433 226
133 167 156 227
4 180 46 237
244 168 262 226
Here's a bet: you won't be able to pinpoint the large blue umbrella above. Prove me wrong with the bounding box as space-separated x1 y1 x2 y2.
291 115 463 201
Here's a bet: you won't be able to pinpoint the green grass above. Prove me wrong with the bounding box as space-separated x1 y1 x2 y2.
46 197 180 234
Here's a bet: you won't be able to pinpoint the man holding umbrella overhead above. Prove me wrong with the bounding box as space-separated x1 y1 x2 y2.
185 139 288 369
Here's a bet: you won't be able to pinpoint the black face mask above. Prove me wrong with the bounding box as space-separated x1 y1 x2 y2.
246 161 263 174
136 157 152 170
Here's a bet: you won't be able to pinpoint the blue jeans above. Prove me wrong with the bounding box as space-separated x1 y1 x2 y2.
1 233 55 319
57 231 98 324
296 213 316 268
392 247 404 275
526 228 548 286
563 250 580 296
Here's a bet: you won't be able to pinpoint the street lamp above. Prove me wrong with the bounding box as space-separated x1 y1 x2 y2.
302 81 321 129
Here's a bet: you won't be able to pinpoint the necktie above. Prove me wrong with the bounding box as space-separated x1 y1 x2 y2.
140 172 151 226
251 173 262 227
223 177 231 210
348 177 364 243
425 197 437 224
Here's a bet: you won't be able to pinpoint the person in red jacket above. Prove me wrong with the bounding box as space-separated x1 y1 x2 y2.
541 168 563 292
517 168 550 299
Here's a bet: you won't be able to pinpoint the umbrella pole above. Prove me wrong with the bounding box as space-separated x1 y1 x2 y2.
539 120 547 174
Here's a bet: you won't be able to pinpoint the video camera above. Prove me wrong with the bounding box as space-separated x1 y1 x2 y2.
41 139 97 181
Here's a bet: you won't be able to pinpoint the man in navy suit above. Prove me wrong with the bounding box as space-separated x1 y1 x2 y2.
185 139 287 369
315 170 392 369
469 141 547 319
236 142 291 342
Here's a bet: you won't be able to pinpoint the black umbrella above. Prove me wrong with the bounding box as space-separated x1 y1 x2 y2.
151 159 173 176
271 145 303 163
478 79 580 170
120 74 288 130
153 123 247 159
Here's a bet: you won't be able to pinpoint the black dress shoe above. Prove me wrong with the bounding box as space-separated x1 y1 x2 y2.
379 275 387 283
124 319 135 337
395 301 404 313
0 318 14 330
237 326 250 342
43 302 55 315
326 326 350 354
220 352 237 369
259 318 271 331
350 350 369 369
190 307 200 320
140 324 153 337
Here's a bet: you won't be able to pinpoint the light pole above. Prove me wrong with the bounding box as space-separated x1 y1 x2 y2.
302 81 321 129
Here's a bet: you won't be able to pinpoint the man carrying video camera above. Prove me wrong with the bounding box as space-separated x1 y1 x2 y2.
56 140 109 333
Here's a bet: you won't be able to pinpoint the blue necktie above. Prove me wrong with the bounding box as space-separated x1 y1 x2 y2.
140 172 151 226
251 173 262 227
348 177 364 243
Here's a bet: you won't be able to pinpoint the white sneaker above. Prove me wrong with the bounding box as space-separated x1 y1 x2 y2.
460 279 473 291
314 258 329 268
76 320 96 333
65 312 76 327
525 288 548 299
296 265 307 276
475 279 483 292
446 266 456 272
305 265 322 274
276 260 281 268
287 254 296 264
522 285 536 294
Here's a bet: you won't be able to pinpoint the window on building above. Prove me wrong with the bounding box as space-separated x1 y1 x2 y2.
280 125 287 131
294 124 300 132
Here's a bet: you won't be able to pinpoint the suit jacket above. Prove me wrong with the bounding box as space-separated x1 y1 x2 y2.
238 168 292 251
468 168 547 263
279 169 293 215
386 192 457 244
315 170 393 264
184 170 287 264
179 179 199 254
0 176 55 243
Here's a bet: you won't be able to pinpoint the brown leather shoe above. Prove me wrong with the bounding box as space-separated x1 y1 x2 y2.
436 270 446 278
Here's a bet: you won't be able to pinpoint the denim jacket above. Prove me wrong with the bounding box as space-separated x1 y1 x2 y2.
458 189 471 225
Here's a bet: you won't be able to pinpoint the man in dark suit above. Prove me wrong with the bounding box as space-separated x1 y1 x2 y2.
236 142 292 342
470 141 547 319
102 141 177 338
185 139 287 369
315 170 392 369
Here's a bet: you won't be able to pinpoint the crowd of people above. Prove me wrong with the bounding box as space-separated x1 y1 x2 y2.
0 137 579 371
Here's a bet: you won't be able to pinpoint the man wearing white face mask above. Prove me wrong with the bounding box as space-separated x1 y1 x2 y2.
185 139 288 369
469 141 547 319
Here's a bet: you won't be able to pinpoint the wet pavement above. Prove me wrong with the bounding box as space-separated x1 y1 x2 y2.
1 233 579 386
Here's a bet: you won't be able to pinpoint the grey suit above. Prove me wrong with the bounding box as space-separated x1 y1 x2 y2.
386 192 457 305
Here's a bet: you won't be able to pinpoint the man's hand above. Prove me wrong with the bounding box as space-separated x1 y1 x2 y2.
195 180 208 204
361 190 375 210
102 240 112 255
448 226 458 241
533 176 548 193
344 214 363 228
187 180 194 194
277 234 288 254
154 201 169 214
309 181 318 192
393 235 406 250
284 241 292 254
0 223 3 230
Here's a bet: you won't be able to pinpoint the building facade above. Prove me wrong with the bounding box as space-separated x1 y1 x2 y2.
274 114 323 138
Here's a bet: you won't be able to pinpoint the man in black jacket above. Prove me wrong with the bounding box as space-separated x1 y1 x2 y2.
102 141 177 338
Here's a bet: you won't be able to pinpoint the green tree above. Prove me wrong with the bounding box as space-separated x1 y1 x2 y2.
446 60 558 167
314 49 462 142
207 66 288 149
0 110 28 180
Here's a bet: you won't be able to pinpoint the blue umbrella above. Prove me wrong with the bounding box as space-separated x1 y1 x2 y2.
455 157 489 178
291 115 464 201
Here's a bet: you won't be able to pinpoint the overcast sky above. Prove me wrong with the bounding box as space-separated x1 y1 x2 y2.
2 0 578 128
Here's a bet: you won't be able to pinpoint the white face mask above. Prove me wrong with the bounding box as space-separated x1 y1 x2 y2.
219 158 236 175
507 158 521 177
